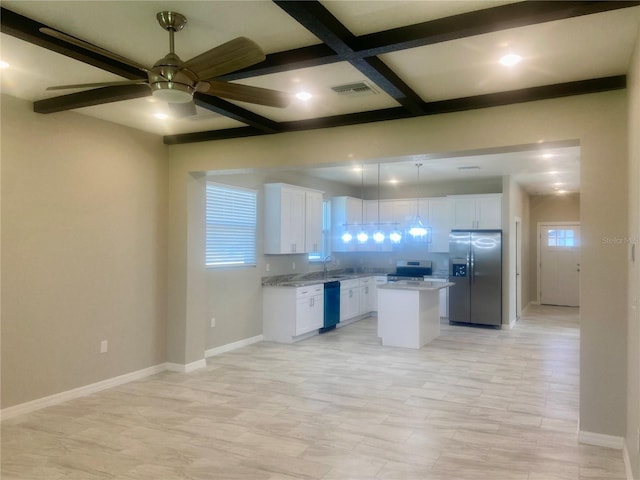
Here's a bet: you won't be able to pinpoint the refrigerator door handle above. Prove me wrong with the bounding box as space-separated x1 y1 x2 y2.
469 250 474 285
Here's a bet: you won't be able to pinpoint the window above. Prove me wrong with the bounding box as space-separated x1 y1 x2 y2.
206 183 257 268
547 229 577 247
309 200 331 261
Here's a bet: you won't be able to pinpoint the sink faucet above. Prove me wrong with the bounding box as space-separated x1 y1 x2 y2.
323 255 333 277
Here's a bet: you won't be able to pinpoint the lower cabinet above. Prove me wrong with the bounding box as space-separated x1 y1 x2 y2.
340 279 360 322
263 285 324 343
372 276 388 311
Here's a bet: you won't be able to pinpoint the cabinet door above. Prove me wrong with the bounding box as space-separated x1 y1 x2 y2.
428 198 450 252
296 295 323 335
476 195 502 229
305 190 323 253
439 287 448 318
281 188 306 253
340 287 360 321
449 197 477 230
393 200 417 229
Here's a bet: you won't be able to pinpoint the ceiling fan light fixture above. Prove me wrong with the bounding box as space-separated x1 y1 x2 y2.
150 82 194 103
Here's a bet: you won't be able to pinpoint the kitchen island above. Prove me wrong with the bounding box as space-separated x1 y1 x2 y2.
377 280 454 349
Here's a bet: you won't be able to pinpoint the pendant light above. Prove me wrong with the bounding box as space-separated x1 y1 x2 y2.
408 163 428 238
356 164 369 244
372 164 385 244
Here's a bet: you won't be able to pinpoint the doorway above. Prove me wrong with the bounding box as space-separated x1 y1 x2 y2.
538 223 580 307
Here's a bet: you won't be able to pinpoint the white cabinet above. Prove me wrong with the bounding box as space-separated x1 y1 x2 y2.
364 199 394 225
427 197 450 252
393 200 417 229
331 196 363 252
295 286 324 335
358 277 376 315
264 183 324 254
448 194 502 230
305 190 323 253
263 284 324 343
340 278 360 321
372 276 387 312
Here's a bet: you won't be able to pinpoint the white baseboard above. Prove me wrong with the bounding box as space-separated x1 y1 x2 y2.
165 358 207 373
205 334 263 358
1 334 265 421
0 363 167 421
578 429 625 449
623 443 636 480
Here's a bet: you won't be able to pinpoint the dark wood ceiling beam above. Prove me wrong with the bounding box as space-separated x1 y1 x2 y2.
273 0 426 114
33 85 151 113
355 1 640 56
165 75 626 144
224 1 640 81
193 94 282 134
0 7 146 80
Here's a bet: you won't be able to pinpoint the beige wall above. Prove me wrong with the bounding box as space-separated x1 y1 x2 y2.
168 90 629 441
626 24 640 479
1 95 169 408
528 193 581 303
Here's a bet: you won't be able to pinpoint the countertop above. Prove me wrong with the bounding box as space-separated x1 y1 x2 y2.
378 280 454 291
262 271 389 288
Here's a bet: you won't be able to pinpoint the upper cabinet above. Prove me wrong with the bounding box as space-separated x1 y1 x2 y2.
304 190 323 254
264 183 324 254
427 197 450 252
448 194 502 230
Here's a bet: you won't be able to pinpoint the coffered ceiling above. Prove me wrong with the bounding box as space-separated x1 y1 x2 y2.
1 1 639 194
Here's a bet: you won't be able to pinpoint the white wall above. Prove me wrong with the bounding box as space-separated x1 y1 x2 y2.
1 95 169 408
625 23 640 480
167 90 629 443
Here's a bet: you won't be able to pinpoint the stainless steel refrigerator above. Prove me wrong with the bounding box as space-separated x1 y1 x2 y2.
448 230 502 327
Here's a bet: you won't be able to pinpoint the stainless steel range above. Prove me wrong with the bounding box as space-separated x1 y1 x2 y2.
387 260 433 281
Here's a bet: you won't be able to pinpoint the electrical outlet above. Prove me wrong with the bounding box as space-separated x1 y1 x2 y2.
265 263 270 272
100 340 108 353
292 261 296 270
210 317 216 328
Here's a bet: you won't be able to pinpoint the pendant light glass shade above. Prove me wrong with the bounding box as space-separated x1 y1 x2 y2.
409 163 428 240
341 231 353 243
373 164 385 244
389 230 402 243
373 230 385 244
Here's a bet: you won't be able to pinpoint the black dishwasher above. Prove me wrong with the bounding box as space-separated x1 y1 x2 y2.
320 281 340 333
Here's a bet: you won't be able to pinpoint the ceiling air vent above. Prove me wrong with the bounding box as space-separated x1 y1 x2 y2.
330 81 378 97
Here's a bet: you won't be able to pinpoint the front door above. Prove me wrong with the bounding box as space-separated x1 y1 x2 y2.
539 224 580 307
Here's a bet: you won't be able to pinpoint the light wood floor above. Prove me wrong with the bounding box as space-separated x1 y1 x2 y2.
1 305 627 479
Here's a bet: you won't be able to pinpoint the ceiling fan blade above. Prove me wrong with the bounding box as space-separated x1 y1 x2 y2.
40 27 150 73
203 81 290 108
168 102 197 118
47 79 148 91
182 37 265 80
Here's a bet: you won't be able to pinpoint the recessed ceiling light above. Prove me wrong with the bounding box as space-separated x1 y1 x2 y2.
0 60 9 69
153 113 169 120
546 170 559 175
389 179 399 184
295 91 312 101
542 153 553 159
352 166 362 172
499 53 522 66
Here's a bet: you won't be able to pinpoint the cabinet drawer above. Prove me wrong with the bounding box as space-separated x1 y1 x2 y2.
296 284 323 298
340 278 359 290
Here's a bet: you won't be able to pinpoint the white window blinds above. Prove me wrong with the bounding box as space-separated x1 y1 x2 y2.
206 183 257 268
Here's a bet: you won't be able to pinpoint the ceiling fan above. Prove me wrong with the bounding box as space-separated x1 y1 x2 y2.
40 11 290 117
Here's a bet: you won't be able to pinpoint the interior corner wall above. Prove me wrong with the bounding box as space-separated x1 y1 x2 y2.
0 95 169 408
527 193 581 303
625 23 640 480
168 89 628 440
